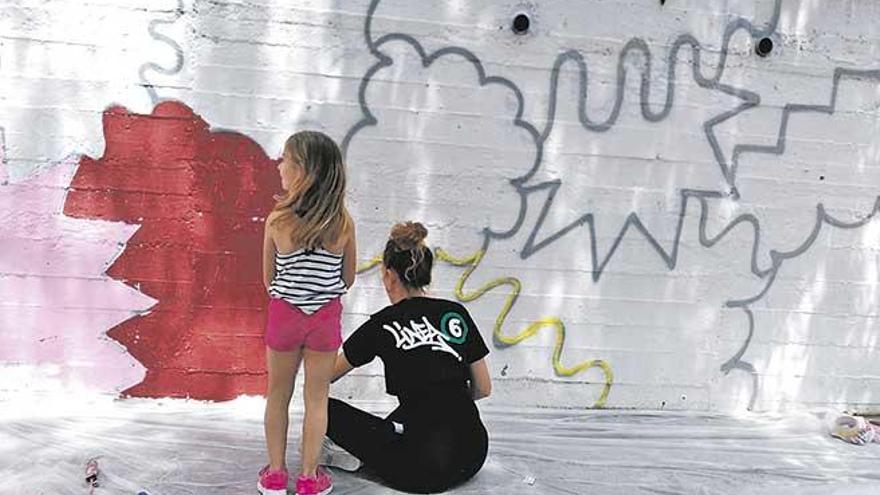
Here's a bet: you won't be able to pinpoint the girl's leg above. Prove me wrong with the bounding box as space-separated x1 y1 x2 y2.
264 347 304 471
300 347 336 477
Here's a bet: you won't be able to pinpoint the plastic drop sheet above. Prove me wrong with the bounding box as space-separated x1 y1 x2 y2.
2 396 879 494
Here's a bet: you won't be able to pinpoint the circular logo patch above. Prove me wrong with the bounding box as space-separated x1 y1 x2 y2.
440 311 468 344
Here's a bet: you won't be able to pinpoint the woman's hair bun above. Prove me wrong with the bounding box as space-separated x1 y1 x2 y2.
390 221 428 251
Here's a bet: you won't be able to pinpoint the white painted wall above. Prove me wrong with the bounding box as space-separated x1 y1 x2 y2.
1 0 878 411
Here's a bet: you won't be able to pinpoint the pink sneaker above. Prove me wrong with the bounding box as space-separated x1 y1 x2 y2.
257 465 289 495
295 466 332 495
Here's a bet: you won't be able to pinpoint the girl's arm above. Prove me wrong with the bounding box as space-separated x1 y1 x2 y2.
341 221 357 288
262 214 277 291
469 358 492 401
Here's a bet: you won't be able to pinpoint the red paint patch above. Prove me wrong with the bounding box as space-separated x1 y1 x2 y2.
64 102 279 400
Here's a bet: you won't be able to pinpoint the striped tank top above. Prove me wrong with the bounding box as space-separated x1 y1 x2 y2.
268 248 346 314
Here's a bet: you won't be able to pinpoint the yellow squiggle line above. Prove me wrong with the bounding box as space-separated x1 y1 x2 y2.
356 254 383 273
354 248 614 407
436 248 614 408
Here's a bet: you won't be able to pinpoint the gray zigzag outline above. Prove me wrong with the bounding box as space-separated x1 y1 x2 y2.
717 196 880 409
347 0 778 248
520 0 782 261
343 1 879 406
720 307 760 410
342 0 768 391
711 69 880 409
138 0 185 105
506 6 878 407
717 70 880 308
727 67 880 234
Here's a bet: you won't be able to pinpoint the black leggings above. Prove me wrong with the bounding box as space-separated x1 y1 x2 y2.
326 393 488 493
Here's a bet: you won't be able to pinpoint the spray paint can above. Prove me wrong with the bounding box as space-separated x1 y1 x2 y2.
85 458 100 487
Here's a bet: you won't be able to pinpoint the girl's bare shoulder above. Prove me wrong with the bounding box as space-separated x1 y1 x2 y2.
264 210 292 230
265 210 284 222
265 212 296 248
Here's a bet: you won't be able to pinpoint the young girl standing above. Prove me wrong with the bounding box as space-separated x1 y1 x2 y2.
258 131 357 495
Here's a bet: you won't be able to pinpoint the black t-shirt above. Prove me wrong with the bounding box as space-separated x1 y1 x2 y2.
343 297 489 397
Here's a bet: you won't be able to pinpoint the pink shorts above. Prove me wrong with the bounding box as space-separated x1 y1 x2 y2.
264 297 343 352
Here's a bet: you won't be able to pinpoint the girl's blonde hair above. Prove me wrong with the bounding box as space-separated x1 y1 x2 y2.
271 131 351 249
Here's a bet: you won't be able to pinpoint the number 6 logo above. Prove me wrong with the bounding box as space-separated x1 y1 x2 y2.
440 312 468 344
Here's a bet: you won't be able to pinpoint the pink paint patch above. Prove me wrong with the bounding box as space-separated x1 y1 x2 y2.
0 156 156 394
0 131 7 184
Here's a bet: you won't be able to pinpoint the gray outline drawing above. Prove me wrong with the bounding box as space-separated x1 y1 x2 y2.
343 0 880 408
139 0 185 105
519 1 783 259
341 0 541 276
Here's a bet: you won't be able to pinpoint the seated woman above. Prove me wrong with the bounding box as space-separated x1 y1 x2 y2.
325 221 492 493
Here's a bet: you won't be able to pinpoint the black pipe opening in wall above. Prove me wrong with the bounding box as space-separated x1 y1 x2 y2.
512 13 530 35
755 37 774 57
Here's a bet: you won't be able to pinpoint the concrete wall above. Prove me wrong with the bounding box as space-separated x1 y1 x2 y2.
1 0 878 411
